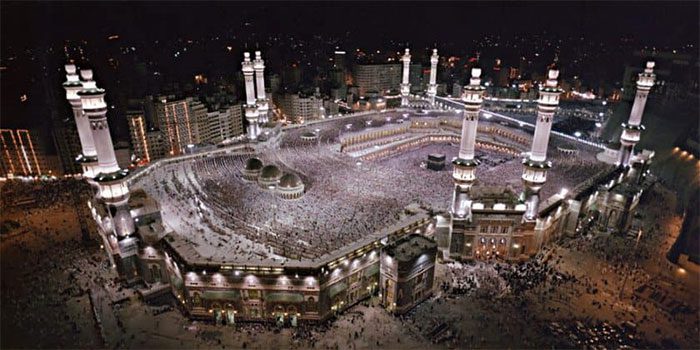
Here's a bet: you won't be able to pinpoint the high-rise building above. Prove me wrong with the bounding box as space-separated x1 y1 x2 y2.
277 90 324 123
155 97 199 155
409 63 422 93
353 63 401 96
0 129 51 177
333 50 346 70
127 111 151 165
198 104 245 144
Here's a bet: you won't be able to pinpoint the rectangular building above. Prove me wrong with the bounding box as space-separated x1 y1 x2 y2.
0 129 51 177
353 63 401 97
380 234 437 315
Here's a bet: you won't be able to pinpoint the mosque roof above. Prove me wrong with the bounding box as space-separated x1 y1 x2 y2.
245 157 263 171
279 173 303 188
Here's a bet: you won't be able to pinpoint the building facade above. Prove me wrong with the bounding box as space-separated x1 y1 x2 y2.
353 63 401 97
380 234 437 315
0 129 51 177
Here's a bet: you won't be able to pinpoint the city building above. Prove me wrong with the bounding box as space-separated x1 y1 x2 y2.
353 63 401 97
0 129 51 177
276 90 324 123
127 111 151 165
155 97 200 156
199 105 245 144
380 234 437 315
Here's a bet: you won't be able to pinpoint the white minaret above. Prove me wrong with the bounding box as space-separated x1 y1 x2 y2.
400 48 411 107
64 64 98 177
618 61 655 167
451 63 485 221
427 48 439 105
253 51 269 124
78 69 134 238
521 60 562 221
242 52 260 140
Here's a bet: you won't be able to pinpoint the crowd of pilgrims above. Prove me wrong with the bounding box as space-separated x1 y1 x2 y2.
1 177 93 210
130 110 608 261
0 179 116 348
441 258 575 298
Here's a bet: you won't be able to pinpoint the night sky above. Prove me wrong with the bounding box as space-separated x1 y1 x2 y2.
1 1 698 146
2 1 698 48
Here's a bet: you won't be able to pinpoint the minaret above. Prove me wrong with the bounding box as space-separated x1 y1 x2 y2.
618 60 655 167
400 48 411 107
78 69 135 238
253 51 269 124
521 60 562 221
427 48 439 105
451 62 485 221
242 52 260 140
63 64 98 178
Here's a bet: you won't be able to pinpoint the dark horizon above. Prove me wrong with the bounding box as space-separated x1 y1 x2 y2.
2 1 698 49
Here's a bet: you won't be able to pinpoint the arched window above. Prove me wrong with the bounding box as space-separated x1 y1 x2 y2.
149 264 162 283
192 292 202 307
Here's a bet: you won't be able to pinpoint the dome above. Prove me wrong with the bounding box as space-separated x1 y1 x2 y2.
245 157 263 171
260 165 281 179
279 173 302 188
302 131 317 138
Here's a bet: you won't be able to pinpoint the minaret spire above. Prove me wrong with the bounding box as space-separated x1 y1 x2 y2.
618 60 655 167
427 48 439 105
78 69 134 237
521 60 562 221
451 60 485 220
242 52 260 140
400 48 411 107
253 51 270 124
63 64 98 177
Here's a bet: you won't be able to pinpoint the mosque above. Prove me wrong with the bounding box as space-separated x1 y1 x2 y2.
64 48 657 324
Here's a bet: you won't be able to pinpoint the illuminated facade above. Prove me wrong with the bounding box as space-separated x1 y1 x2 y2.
277 91 324 123
380 234 437 315
353 63 401 97
137 207 432 324
155 97 205 155
0 129 46 177
127 112 151 164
